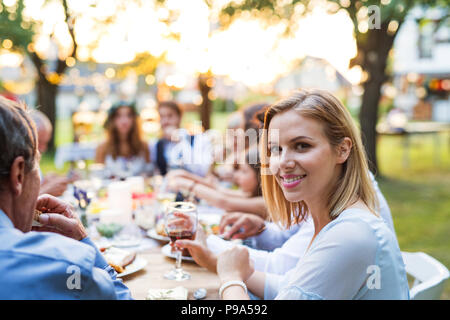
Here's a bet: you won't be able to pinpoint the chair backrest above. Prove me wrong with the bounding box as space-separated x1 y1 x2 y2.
401 251 449 300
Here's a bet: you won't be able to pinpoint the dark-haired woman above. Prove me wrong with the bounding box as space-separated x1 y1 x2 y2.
95 102 150 178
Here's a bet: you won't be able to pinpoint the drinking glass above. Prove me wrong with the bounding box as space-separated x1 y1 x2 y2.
164 201 197 281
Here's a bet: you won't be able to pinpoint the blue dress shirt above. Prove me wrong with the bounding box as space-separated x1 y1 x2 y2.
0 209 133 300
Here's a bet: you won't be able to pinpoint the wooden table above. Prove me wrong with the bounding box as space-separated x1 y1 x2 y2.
121 247 221 300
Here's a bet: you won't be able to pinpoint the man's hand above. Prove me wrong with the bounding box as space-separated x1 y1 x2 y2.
219 212 265 240
32 194 88 241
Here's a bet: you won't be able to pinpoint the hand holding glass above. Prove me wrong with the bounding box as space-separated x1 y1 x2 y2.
164 202 197 281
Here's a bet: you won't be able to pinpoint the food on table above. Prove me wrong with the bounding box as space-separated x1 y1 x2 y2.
146 286 188 300
86 199 109 215
156 192 176 203
32 209 43 227
135 212 155 230
97 187 108 199
34 209 42 220
96 223 123 238
155 221 167 237
199 220 220 236
101 247 136 274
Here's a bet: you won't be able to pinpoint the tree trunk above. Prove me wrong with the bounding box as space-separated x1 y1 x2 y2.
360 68 383 173
198 74 212 131
36 76 58 152
30 52 65 152
358 24 396 174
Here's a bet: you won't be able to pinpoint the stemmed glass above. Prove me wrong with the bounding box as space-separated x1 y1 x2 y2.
164 201 197 281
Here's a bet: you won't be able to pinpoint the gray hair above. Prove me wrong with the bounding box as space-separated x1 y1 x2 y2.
0 97 38 184
29 109 52 133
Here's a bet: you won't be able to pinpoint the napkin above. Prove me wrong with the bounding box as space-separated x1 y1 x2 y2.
146 286 188 300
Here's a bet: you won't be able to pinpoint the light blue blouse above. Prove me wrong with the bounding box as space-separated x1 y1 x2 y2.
264 208 410 300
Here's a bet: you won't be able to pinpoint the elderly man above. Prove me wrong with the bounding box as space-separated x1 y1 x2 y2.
0 97 132 299
29 110 73 197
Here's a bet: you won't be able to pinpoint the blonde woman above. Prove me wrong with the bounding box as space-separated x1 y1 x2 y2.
176 89 409 300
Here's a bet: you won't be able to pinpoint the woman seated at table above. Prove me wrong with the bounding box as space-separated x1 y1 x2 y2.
95 101 151 178
193 169 397 279
175 89 409 300
167 147 267 218
151 101 212 177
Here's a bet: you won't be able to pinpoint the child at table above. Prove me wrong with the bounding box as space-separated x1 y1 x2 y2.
167 147 267 218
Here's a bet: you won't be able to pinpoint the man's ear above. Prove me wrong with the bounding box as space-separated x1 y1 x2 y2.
336 137 352 164
9 156 26 197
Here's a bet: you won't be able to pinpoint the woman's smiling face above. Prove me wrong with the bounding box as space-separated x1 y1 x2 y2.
268 109 341 204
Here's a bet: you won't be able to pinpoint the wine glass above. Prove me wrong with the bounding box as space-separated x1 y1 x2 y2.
164 201 197 281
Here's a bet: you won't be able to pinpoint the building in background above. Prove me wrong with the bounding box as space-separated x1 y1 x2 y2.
274 56 353 98
393 7 450 123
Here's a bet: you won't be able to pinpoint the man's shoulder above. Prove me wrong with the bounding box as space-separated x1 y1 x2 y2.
0 229 96 272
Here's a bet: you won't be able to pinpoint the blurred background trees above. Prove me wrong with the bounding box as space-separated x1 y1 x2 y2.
220 0 448 173
0 0 129 150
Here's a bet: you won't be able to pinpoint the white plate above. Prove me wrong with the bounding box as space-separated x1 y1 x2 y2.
111 235 142 248
117 257 148 278
161 244 195 262
147 228 170 242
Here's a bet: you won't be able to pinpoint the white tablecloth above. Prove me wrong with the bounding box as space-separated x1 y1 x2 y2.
54 142 98 169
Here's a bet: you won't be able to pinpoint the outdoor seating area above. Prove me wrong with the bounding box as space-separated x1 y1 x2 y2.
0 0 449 303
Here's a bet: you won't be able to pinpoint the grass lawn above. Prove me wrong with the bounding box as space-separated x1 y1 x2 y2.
44 116 450 299
376 132 450 299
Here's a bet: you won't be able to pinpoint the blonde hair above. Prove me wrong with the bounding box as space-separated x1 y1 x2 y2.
261 89 378 228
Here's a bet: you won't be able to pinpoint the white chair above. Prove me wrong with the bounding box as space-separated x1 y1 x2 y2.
401 251 449 300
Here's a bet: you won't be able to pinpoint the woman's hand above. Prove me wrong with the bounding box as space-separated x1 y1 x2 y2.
167 176 194 193
217 246 254 283
175 225 217 273
32 194 88 241
166 169 191 181
219 212 265 240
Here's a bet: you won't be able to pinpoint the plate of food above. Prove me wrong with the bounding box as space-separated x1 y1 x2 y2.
199 219 220 236
147 221 170 242
198 213 223 236
117 257 147 278
161 244 195 262
101 247 147 277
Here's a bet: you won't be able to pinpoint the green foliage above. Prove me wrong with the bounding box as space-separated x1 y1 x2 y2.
219 0 448 52
116 52 164 79
212 98 238 113
0 0 35 51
